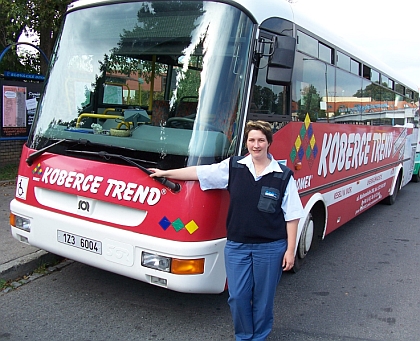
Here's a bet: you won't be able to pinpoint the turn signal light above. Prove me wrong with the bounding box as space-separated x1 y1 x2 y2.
9 213 15 227
171 258 205 275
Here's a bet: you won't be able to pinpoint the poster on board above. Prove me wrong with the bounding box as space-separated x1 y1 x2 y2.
0 79 43 138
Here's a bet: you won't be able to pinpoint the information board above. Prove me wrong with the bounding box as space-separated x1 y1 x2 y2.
0 79 43 138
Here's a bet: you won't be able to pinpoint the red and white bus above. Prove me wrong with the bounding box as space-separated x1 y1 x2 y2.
10 0 419 293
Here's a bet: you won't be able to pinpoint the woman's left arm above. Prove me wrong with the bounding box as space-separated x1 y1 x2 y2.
281 175 304 271
282 219 299 271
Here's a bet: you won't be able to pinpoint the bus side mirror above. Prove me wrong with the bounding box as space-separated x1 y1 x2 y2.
266 35 296 86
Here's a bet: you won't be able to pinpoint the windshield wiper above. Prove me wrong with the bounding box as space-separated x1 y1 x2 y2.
67 150 181 193
26 139 91 166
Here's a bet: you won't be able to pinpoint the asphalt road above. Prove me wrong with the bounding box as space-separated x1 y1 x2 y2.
1 181 419 341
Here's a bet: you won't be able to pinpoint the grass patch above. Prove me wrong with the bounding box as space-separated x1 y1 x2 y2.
33 263 48 275
0 164 18 181
1 259 64 293
0 279 7 291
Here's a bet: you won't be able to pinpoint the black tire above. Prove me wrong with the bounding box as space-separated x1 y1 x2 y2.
292 213 314 273
412 172 420 183
383 175 401 205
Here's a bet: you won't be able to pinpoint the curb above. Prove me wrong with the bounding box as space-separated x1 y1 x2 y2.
1 258 73 295
0 250 63 282
1 180 64 284
0 180 16 185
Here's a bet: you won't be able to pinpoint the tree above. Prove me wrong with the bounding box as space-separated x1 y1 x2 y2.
354 82 395 102
298 84 322 121
104 2 203 103
0 0 73 75
0 0 28 73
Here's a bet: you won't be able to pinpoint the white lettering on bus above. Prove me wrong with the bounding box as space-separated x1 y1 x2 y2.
41 167 161 205
132 184 150 203
123 182 137 201
104 179 161 205
295 175 313 190
42 167 104 193
371 132 392 163
318 131 392 177
146 188 160 206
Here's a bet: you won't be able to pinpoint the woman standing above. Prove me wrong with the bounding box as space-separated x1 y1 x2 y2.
150 120 304 341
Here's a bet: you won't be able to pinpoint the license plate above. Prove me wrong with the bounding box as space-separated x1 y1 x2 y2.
57 230 102 255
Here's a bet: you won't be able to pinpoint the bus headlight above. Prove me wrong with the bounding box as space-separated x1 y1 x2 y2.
10 213 31 232
142 252 171 272
141 252 205 275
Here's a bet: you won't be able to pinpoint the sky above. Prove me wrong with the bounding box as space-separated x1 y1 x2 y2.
291 0 420 92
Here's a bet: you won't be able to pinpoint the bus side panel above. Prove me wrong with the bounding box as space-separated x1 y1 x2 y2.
414 153 420 177
270 119 413 234
412 129 420 180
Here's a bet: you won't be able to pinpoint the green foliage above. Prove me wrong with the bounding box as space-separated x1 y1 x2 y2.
102 2 202 105
353 82 395 102
298 84 322 121
0 164 18 181
175 69 200 102
0 0 27 73
0 0 73 74
0 279 8 291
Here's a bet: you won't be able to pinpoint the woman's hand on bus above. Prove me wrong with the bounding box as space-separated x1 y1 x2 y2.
148 167 199 181
149 168 167 178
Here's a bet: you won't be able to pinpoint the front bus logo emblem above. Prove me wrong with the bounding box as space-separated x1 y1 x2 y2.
78 200 90 212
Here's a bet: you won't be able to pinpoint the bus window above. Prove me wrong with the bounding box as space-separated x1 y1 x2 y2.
248 31 293 122
249 55 287 120
319 43 333 64
334 68 362 118
297 30 317 58
381 75 392 89
350 59 361 76
371 69 380 83
336 51 350 72
395 83 405 96
28 1 255 167
293 53 335 122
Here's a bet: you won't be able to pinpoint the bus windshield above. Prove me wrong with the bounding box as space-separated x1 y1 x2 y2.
29 1 254 168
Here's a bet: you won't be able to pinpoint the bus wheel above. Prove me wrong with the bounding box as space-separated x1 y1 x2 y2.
412 172 420 183
383 175 401 205
292 212 314 273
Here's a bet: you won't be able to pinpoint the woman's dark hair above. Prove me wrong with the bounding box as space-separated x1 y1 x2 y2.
244 120 273 145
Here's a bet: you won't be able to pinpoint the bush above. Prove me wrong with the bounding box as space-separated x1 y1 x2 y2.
0 164 18 181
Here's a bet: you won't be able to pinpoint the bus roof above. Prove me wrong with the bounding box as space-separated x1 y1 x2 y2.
68 0 418 92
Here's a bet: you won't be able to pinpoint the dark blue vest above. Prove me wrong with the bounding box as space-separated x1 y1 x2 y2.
226 156 292 243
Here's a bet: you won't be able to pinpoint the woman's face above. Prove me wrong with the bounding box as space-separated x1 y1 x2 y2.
246 129 270 160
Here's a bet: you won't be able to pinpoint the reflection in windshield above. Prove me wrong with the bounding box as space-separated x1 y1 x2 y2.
29 1 254 168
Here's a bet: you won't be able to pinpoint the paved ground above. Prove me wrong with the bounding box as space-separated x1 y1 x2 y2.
0 181 60 283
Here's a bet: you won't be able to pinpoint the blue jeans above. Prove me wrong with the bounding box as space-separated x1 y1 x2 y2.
224 239 287 341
